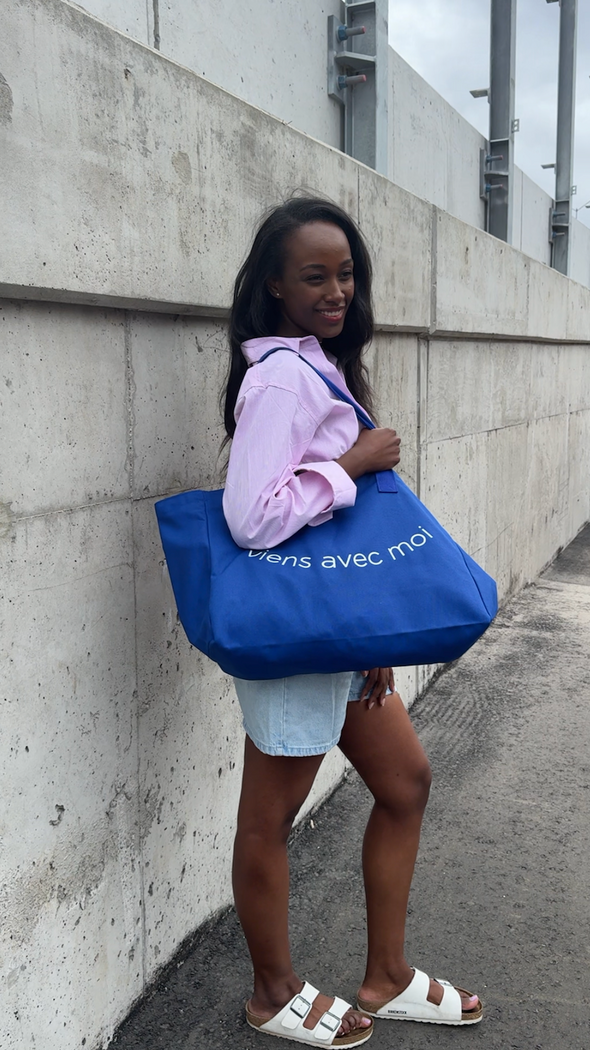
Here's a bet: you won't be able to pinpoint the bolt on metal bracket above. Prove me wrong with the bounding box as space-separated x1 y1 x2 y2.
328 11 374 105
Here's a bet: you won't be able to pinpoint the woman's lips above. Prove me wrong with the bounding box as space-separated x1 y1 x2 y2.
317 308 345 323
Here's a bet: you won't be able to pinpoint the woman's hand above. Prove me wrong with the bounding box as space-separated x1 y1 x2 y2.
337 427 401 481
359 667 395 709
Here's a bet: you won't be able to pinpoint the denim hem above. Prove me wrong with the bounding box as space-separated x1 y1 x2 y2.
243 728 338 757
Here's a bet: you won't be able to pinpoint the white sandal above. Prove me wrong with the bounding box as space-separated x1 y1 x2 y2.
357 968 483 1025
247 981 374 1046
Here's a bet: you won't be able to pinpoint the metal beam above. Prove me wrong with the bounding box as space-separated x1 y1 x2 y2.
486 0 517 244
551 0 578 276
327 0 389 176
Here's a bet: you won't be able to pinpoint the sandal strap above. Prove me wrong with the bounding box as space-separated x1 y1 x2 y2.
314 996 351 1041
393 968 462 1021
280 982 319 1030
259 983 353 1044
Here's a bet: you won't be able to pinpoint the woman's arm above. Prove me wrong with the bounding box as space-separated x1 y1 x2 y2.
223 383 357 549
337 426 402 479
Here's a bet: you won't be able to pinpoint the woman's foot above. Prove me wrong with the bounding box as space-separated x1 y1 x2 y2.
248 979 373 1038
357 967 482 1025
358 974 478 1012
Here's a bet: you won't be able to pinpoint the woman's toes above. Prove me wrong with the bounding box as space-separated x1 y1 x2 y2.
339 1010 371 1035
461 992 480 1012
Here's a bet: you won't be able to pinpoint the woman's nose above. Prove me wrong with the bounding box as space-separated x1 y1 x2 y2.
324 278 345 303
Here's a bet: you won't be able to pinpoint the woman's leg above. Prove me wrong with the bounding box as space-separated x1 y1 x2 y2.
339 694 478 1012
233 736 372 1035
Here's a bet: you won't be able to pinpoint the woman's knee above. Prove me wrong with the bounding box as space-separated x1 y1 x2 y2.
373 755 432 818
237 742 323 844
236 796 302 846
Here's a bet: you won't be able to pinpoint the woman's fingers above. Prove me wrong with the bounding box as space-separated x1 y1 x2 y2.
361 668 395 708
359 668 379 703
368 668 388 708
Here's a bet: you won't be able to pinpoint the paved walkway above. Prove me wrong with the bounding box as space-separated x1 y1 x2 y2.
113 525 590 1050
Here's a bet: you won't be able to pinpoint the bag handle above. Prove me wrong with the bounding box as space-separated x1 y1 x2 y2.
258 347 398 494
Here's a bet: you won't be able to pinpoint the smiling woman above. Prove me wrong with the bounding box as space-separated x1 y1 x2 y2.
223 197 376 442
266 222 355 340
210 196 484 1046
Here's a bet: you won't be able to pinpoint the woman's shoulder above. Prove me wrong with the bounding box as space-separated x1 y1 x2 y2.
239 346 333 417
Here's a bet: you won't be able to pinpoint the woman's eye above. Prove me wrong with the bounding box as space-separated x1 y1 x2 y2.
340 271 354 280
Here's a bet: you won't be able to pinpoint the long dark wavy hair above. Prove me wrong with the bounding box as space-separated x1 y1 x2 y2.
222 196 376 441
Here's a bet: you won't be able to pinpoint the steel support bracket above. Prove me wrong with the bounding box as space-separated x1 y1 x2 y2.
480 145 509 201
327 0 387 174
328 12 375 105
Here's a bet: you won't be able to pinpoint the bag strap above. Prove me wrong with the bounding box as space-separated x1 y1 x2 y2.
258 346 397 494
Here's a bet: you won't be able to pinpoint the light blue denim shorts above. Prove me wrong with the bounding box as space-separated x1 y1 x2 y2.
233 671 388 757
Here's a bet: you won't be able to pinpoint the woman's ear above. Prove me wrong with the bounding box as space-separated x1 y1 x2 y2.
267 280 281 299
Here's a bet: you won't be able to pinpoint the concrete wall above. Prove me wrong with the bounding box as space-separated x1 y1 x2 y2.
387 48 590 283
73 0 344 150
1 3 590 1049
513 168 552 266
571 217 590 288
388 48 487 231
72 0 590 284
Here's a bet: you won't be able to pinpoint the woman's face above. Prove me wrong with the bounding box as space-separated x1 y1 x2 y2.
268 221 355 341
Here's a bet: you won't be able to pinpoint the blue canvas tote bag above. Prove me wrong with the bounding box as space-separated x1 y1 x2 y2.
155 350 497 679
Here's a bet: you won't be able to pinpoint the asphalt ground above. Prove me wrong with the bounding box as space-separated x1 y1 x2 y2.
113 524 590 1050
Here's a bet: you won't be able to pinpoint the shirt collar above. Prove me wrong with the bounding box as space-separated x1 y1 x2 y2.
241 334 322 366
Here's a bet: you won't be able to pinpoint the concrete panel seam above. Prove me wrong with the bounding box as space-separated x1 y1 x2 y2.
428 329 590 347
0 287 230 318
124 315 136 498
152 0 160 49
374 324 431 335
6 490 197 525
58 0 161 54
416 336 429 501
130 508 147 997
429 208 438 335
8 495 134 524
423 417 572 445
124 312 146 993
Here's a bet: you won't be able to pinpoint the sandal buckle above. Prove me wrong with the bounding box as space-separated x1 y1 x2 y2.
319 1010 341 1034
290 995 312 1020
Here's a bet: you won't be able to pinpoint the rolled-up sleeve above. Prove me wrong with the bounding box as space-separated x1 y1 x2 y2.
223 383 357 549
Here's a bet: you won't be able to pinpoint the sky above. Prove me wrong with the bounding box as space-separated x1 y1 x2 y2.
389 0 590 228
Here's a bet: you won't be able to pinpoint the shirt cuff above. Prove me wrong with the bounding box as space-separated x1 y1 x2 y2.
296 460 357 525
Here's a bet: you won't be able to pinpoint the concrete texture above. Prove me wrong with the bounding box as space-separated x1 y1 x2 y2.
75 0 344 150
0 0 358 313
1 502 143 1048
71 0 590 285
3 0 590 325
388 48 487 232
513 170 552 266
570 221 590 290
110 523 590 1050
0 301 128 515
421 339 590 596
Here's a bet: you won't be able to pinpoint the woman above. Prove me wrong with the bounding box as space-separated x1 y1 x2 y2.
221 197 482 1046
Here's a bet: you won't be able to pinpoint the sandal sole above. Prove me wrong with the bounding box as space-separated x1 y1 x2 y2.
362 1011 482 1025
246 1016 374 1046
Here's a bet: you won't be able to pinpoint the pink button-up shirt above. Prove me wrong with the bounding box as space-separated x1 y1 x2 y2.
223 335 365 549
